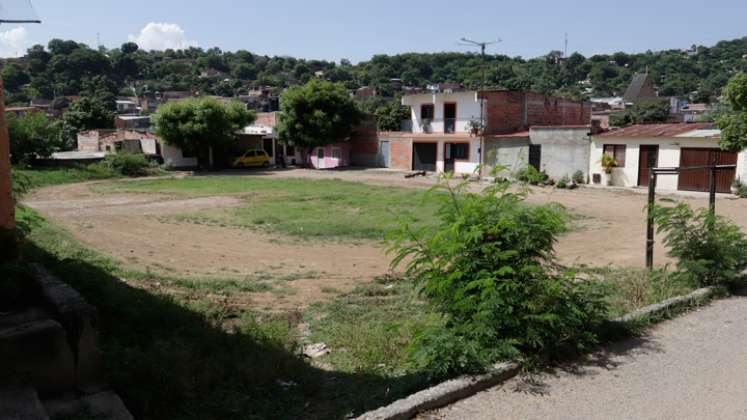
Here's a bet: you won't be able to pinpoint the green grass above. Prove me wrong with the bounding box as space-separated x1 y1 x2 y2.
579 266 698 318
13 165 120 189
100 176 442 240
15 207 436 419
307 276 439 376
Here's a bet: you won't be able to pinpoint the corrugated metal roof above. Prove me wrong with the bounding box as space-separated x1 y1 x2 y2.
676 129 721 139
596 123 716 138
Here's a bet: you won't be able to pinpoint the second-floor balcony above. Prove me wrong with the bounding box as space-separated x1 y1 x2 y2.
402 118 463 134
444 118 456 134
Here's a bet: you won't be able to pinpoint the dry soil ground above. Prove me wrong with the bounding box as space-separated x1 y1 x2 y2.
25 168 747 311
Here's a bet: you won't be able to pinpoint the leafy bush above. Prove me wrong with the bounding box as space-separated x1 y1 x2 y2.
572 170 586 185
7 112 62 164
556 175 570 189
11 170 31 202
389 175 608 378
732 178 747 198
653 202 747 286
514 166 549 186
103 153 152 177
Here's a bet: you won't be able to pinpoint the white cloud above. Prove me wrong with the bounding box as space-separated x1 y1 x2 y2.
128 22 197 51
0 26 31 58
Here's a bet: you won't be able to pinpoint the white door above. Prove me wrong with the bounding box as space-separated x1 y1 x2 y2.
316 147 325 169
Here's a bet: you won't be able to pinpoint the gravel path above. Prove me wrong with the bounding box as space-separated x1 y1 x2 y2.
422 296 747 420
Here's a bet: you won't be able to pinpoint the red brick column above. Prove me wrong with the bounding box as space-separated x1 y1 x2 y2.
0 77 18 262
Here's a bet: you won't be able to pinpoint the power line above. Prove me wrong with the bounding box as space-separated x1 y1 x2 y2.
457 37 501 177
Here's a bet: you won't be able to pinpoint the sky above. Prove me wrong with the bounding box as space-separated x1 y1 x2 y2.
0 0 746 62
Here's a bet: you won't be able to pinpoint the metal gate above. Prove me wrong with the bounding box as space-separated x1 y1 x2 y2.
678 148 737 193
379 140 390 168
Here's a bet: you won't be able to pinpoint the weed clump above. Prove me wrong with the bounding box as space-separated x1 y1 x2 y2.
389 173 607 378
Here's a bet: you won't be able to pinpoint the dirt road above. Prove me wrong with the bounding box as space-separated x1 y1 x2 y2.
420 296 747 420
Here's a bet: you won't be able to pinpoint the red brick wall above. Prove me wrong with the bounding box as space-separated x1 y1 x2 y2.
388 138 412 171
350 117 379 156
480 91 591 135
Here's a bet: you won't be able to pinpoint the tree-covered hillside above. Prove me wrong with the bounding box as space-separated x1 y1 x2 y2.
4 36 747 106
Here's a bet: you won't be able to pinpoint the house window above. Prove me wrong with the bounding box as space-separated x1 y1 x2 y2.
451 143 468 160
603 144 626 167
420 104 434 120
331 147 341 159
317 148 325 159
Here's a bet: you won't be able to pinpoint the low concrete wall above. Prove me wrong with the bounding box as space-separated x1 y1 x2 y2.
484 137 530 176
530 127 591 181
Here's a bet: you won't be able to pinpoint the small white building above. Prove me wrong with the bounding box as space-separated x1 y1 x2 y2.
590 123 746 193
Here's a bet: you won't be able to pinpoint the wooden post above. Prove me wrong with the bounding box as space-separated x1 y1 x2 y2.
646 168 656 270
708 166 716 216
0 76 18 262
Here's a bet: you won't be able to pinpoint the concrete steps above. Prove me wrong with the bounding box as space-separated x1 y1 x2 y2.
1 265 132 420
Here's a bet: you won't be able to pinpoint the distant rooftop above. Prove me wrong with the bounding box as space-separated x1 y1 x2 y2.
597 123 716 138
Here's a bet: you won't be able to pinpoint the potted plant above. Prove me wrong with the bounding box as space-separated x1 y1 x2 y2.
467 119 484 136
732 178 744 196
600 154 618 186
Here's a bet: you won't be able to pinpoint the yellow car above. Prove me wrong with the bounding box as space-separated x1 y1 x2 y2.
232 149 271 168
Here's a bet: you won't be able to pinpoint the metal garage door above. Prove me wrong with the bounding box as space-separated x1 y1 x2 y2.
678 148 737 193
412 143 437 172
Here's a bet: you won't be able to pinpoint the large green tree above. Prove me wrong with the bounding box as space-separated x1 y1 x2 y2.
60 97 115 150
7 112 62 163
153 97 254 168
277 79 363 149
718 73 747 151
373 100 410 131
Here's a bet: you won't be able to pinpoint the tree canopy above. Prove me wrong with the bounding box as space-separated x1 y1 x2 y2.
718 73 747 152
153 97 255 167
7 112 61 164
60 97 115 150
4 36 747 108
277 79 363 148
609 101 672 126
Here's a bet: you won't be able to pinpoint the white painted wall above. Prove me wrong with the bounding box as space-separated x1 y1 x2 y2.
402 91 483 134
161 142 198 168
590 137 747 191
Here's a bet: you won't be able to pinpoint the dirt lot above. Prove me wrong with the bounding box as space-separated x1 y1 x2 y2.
25 168 747 310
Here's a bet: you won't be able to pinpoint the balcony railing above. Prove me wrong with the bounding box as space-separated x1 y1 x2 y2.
444 118 456 134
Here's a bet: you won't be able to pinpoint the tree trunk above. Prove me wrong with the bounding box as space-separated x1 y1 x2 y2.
0 77 18 262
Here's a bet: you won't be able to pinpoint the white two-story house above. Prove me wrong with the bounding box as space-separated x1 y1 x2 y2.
381 86 484 174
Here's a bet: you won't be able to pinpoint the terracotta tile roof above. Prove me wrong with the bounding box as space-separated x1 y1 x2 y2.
596 123 716 138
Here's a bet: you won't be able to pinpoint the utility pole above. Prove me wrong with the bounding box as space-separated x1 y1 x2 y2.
0 1 42 262
459 37 500 177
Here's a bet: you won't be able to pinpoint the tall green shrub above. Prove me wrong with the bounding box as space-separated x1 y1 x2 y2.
389 175 607 377
653 203 747 286
104 153 151 177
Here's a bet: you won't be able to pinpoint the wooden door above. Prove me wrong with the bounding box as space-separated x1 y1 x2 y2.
678 148 737 193
638 145 659 187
